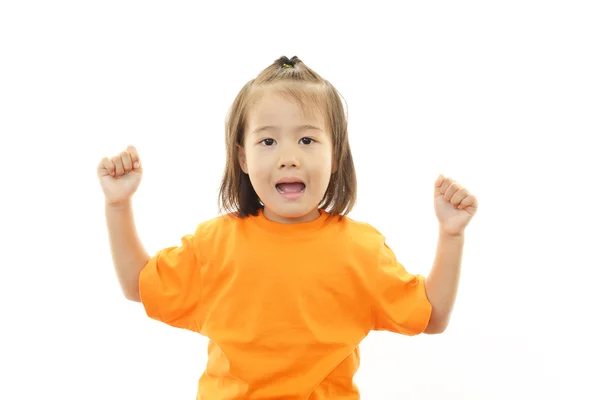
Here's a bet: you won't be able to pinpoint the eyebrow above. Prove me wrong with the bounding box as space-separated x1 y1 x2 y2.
251 125 323 135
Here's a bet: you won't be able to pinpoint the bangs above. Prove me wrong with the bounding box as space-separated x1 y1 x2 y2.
248 81 329 124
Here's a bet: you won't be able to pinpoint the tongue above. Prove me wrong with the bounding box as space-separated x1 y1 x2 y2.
278 183 304 193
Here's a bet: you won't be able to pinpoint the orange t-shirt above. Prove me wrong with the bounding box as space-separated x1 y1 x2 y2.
139 209 432 399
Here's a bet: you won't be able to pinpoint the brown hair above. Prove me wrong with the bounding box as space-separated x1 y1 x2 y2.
218 56 357 218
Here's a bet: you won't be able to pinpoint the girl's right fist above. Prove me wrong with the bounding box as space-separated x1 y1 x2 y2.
98 145 143 206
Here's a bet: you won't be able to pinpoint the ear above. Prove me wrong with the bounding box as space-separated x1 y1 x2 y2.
237 144 248 173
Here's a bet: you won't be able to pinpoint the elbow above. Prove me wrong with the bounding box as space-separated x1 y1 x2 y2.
424 323 447 334
121 273 142 302
423 315 449 334
125 292 141 303
124 285 141 302
122 284 141 303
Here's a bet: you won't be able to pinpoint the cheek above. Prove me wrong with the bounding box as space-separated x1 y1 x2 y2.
246 151 269 176
310 152 333 183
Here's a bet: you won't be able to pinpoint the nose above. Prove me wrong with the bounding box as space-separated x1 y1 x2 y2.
277 147 301 169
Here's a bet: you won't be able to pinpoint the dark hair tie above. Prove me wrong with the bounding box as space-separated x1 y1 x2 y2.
279 55 300 68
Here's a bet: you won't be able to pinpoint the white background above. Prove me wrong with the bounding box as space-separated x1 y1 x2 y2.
1 1 599 399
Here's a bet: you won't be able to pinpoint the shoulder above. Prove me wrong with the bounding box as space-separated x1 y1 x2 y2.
336 215 386 241
331 215 388 256
333 216 402 274
194 212 238 232
190 213 243 245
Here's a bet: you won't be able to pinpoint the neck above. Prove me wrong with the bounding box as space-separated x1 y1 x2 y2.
262 207 322 224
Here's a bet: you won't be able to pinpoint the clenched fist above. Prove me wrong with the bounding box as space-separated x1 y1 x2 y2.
98 145 143 206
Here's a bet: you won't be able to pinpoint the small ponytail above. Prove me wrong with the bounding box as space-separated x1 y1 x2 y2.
276 55 301 68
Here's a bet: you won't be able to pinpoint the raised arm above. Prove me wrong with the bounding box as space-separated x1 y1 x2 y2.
98 145 147 301
424 174 478 333
105 200 149 302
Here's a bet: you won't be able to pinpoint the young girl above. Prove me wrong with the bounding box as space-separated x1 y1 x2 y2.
98 55 478 399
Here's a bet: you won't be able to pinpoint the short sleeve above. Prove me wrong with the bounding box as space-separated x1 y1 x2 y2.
370 242 432 335
138 231 203 331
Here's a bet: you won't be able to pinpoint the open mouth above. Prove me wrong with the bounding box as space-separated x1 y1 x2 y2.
275 179 306 194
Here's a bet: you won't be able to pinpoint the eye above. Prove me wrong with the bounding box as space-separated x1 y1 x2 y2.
260 138 276 146
299 137 314 145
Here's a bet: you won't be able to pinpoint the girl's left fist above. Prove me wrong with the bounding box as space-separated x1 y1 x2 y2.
434 174 478 236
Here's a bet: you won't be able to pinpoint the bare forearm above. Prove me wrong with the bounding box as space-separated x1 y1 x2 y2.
424 230 464 333
105 200 149 301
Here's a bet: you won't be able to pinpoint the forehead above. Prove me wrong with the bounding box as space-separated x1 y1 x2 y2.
246 85 326 127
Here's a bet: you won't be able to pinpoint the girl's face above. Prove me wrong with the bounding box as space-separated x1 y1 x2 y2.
239 89 333 224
